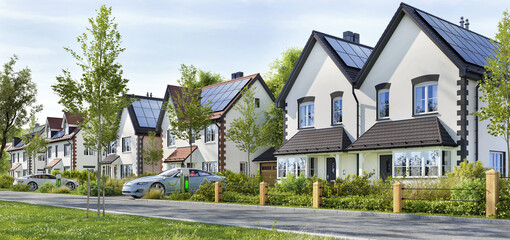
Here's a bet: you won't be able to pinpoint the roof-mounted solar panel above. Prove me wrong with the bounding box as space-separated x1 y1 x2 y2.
131 97 163 129
52 130 65 139
201 78 251 112
324 36 372 69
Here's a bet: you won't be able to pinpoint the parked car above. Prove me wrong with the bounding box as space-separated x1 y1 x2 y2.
122 168 224 198
13 174 79 191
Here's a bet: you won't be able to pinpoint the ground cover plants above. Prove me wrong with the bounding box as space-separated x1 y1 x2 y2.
0 200 333 240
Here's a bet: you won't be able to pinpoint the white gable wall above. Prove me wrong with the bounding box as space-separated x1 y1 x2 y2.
284 41 357 142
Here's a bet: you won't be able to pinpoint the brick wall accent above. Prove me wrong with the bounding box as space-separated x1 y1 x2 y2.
72 136 77 170
219 120 226 171
457 77 469 163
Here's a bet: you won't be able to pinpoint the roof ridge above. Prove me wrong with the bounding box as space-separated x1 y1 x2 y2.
313 30 374 49
202 73 259 89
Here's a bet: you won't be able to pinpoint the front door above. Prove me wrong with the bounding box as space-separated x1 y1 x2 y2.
326 158 336 181
379 155 392 180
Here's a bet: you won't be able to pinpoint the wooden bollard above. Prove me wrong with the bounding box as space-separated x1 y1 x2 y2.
393 182 404 213
313 182 322 208
215 181 223 203
486 169 499 218
260 182 268 205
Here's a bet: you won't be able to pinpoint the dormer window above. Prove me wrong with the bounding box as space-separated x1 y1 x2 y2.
298 97 315 129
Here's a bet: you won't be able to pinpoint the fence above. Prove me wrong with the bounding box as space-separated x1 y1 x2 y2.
214 169 502 219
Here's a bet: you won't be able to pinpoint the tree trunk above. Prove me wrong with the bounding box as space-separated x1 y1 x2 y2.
0 129 8 162
189 142 193 168
247 151 250 176
97 103 102 217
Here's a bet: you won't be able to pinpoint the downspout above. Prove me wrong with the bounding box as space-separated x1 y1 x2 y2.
475 83 480 161
66 139 73 171
352 85 360 176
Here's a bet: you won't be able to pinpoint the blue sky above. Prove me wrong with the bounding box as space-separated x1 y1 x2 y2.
0 0 507 123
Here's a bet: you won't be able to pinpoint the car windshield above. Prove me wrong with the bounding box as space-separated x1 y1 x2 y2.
158 169 179 177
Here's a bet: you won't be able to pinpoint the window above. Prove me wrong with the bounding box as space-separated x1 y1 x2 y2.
205 125 215 143
393 150 446 177
255 98 260 108
287 158 296 175
490 151 506 177
84 146 95 156
122 137 131 152
332 97 342 124
202 162 217 172
297 157 306 176
277 157 307 178
378 90 389 119
23 152 26 162
240 162 248 175
299 102 314 128
167 130 175 147
120 164 133 179
277 158 287 178
47 147 52 159
64 144 71 156
199 170 212 176
309 158 317 177
55 145 58 157
38 154 44 161
414 83 438 114
11 154 14 164
23 170 27 176
107 141 117 155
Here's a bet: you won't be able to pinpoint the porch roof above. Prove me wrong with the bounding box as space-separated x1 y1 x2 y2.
347 117 457 151
9 163 21 171
253 148 276 162
45 158 62 169
102 154 120 165
274 127 352 155
164 146 197 162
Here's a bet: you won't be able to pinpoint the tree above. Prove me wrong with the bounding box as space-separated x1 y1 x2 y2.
22 115 46 175
197 70 224 88
51 5 131 216
226 87 265 175
0 55 42 162
261 47 302 149
0 150 9 175
143 131 163 173
475 10 510 177
166 64 212 167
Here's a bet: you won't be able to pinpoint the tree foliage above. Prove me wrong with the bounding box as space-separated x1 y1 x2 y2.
0 55 42 162
166 64 212 166
225 87 265 175
261 47 302 149
143 131 163 173
51 5 130 215
197 70 224 88
475 10 510 176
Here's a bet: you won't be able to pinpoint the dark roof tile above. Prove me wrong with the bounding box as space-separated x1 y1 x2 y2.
274 127 352 155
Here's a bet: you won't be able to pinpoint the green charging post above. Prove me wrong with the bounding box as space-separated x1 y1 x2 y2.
56 174 62 187
180 169 190 193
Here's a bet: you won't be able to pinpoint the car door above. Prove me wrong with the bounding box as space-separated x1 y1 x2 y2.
162 171 180 193
189 170 202 191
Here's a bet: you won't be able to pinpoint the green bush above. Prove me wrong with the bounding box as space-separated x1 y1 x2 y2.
218 170 263 194
450 178 485 214
190 179 215 202
50 186 71 194
0 174 14 188
77 181 116 196
11 184 30 191
144 189 164 199
322 196 392 211
275 173 308 195
497 179 510 219
167 192 192 200
446 159 488 181
38 182 56 193
224 192 259 204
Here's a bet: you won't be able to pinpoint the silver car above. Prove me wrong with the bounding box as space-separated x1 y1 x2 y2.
13 174 79 191
122 168 224 198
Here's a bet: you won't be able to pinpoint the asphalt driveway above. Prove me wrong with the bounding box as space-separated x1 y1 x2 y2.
0 191 509 240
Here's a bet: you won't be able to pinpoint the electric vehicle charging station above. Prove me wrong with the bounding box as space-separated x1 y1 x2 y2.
56 174 62 187
180 169 190 193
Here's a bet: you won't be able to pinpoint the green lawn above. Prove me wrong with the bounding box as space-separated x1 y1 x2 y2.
0 201 334 240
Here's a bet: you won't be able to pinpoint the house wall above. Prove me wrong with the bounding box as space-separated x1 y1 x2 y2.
284 41 357 142
114 109 138 175
74 130 99 171
141 134 163 174
357 15 461 162
223 80 274 175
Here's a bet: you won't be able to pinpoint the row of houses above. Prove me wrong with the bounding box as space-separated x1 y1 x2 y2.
7 3 507 183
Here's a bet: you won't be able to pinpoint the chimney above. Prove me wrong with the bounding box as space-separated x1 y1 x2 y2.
150 93 152 98
231 72 244 79
465 19 469 30
343 31 360 44
146 92 149 97
460 17 464 28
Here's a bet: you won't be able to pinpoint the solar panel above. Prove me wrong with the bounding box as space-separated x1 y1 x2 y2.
131 98 163 128
416 10 497 67
52 130 65 139
324 36 372 69
15 141 24 148
200 78 251 112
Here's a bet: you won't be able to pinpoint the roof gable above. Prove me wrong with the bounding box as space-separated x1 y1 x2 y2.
46 117 63 130
355 3 496 87
276 31 373 107
127 95 164 135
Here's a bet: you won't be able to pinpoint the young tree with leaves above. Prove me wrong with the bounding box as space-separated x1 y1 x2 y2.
261 47 302 149
226 87 265 175
22 115 46 175
52 5 131 216
0 55 42 162
166 64 212 167
475 10 510 177
143 131 163 173
197 70 224 88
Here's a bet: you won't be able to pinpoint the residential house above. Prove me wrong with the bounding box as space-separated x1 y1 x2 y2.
159 72 275 176
7 124 46 177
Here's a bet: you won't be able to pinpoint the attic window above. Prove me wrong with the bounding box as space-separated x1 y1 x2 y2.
255 98 260 108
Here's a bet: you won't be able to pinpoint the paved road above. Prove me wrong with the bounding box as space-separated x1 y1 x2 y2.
1 191 509 240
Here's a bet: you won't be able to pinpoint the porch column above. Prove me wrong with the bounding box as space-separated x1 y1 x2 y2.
358 153 365 176
335 154 341 179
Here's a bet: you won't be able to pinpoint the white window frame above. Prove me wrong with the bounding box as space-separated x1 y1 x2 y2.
277 156 307 179
332 97 343 124
64 144 71 157
107 141 117 155
414 82 438 115
378 89 390 119
490 151 506 176
392 149 447 178
299 102 314 128
47 147 52 159
167 130 175 147
240 162 248 175
122 137 131 152
205 125 216 143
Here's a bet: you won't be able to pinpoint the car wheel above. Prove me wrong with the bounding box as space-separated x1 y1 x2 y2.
66 182 76 190
132 195 141 199
28 182 38 191
150 183 165 194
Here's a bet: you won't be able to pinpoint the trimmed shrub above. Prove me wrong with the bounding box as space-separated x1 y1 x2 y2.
0 174 15 188
11 184 30 191
498 179 510 219
77 181 116 196
39 182 56 193
190 179 215 202
167 192 192 200
217 170 263 194
50 186 71 194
